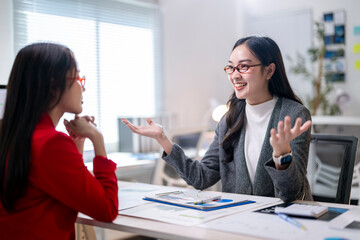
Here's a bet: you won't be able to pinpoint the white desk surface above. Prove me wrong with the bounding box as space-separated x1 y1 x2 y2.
77 213 261 240
84 152 157 180
77 181 359 240
312 116 360 125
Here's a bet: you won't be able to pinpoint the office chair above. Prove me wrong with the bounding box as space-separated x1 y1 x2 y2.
308 133 358 204
351 162 360 205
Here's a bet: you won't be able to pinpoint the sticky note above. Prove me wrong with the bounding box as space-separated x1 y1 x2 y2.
354 26 360 35
355 60 360 70
354 44 360 53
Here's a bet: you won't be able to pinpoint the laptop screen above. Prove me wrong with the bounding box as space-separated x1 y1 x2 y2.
0 85 7 119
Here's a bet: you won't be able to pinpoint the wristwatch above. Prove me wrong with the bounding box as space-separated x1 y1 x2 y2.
272 151 292 166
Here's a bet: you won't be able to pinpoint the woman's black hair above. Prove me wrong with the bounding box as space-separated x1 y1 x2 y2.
0 42 77 211
222 36 302 163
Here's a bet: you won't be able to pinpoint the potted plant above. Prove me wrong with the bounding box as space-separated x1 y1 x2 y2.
288 21 342 116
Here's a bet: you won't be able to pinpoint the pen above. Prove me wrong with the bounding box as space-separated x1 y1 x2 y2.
193 196 221 205
276 213 306 230
155 191 183 196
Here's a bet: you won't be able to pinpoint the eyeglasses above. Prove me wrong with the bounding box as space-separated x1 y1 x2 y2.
67 75 86 88
224 63 262 74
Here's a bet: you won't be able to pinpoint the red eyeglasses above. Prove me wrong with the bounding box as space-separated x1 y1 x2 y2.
67 76 86 88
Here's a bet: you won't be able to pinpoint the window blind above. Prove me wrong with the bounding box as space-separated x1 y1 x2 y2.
13 0 162 151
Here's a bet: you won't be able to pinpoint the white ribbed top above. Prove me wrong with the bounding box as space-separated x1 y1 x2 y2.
245 97 278 185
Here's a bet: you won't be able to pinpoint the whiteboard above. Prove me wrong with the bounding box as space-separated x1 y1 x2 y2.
246 9 313 102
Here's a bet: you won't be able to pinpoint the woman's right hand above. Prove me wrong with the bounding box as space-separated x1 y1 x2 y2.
121 118 173 154
121 118 164 140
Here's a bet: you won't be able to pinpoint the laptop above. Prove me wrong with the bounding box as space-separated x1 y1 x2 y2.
0 85 7 119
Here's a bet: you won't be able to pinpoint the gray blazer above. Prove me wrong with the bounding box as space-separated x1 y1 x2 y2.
163 97 313 202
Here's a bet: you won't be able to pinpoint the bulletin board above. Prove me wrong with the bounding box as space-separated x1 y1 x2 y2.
323 10 346 82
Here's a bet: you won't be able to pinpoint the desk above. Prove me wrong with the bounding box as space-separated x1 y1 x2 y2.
77 213 261 240
85 152 157 183
312 116 360 126
77 181 359 240
311 115 360 140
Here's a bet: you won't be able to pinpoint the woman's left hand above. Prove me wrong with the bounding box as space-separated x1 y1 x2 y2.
270 116 312 157
64 115 97 154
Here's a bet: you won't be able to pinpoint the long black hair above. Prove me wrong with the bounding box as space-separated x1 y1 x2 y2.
0 42 77 211
222 36 302 163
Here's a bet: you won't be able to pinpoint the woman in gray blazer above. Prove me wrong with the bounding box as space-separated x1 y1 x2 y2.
122 36 313 202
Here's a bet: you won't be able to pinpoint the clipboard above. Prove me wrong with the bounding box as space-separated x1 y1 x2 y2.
143 190 255 211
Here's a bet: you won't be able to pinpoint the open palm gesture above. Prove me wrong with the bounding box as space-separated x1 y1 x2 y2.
270 116 312 157
121 118 164 140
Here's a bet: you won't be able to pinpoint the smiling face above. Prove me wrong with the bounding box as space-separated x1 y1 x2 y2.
227 44 275 105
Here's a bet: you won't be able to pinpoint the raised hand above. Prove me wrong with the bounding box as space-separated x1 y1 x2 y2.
270 116 312 159
121 118 173 154
121 118 165 140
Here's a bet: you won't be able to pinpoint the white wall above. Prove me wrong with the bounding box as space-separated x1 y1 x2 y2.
0 0 14 85
246 9 313 102
160 0 236 129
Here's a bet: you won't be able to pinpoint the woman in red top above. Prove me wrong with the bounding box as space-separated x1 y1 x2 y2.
0 43 118 239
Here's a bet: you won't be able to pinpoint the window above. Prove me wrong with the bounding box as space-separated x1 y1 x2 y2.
13 0 162 152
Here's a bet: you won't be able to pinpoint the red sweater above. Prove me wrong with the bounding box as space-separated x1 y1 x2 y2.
0 114 118 239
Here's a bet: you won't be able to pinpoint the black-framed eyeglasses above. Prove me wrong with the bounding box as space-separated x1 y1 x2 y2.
224 63 262 74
